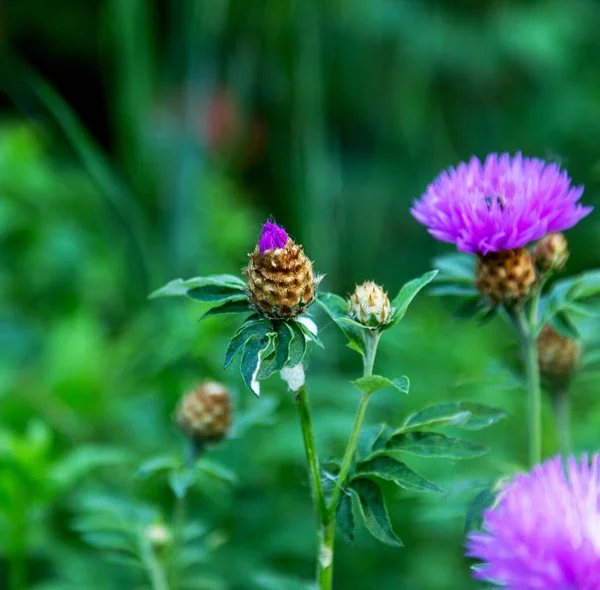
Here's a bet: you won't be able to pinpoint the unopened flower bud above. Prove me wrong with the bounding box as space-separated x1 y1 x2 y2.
176 381 232 446
146 523 171 551
475 248 536 305
244 220 322 319
348 281 393 326
533 232 569 272
537 324 581 382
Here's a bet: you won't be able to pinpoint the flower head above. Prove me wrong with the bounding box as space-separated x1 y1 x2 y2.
176 381 232 446
412 153 591 255
467 454 600 589
259 220 289 254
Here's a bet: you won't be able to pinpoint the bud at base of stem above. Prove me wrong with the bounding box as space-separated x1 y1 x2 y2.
475 248 536 305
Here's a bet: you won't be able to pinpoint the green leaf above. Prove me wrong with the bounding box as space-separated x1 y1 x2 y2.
386 270 439 328
200 298 252 319
168 467 197 498
357 424 389 462
196 459 237 484
287 321 308 368
135 456 179 479
402 402 507 431
351 375 409 396
188 286 247 303
317 293 367 357
350 478 402 546
382 432 488 459
296 318 324 348
549 310 579 339
336 492 355 544
50 447 129 488
432 252 475 284
240 334 274 395
428 285 478 297
465 485 499 533
355 456 444 494
149 275 245 299
224 320 272 369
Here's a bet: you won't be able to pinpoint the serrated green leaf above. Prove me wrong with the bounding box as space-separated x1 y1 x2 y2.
224 320 272 369
240 334 274 395
387 270 439 328
355 456 444 494
149 275 245 299
549 311 579 339
465 485 499 533
287 321 308 368
200 299 252 319
382 432 488 459
351 375 409 396
350 478 402 546
336 492 355 544
402 402 507 431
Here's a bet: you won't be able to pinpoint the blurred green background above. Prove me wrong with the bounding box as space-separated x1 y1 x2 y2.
1 1 600 588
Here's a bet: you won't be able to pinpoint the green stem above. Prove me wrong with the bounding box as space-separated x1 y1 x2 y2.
141 537 170 590
316 521 335 589
513 307 542 467
296 385 328 524
552 387 571 456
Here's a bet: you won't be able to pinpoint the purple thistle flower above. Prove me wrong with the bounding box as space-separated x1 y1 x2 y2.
411 153 592 254
258 220 289 255
467 454 600 589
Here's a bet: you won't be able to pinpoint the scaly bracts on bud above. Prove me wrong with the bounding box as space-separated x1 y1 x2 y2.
475 248 536 305
176 381 232 446
244 220 321 319
348 281 393 327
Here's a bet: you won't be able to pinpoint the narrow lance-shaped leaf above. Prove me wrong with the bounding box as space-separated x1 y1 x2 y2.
401 402 507 431
385 270 439 329
465 485 500 533
200 298 253 320
380 431 488 460
355 456 444 494
350 478 402 547
149 275 246 299
317 294 367 357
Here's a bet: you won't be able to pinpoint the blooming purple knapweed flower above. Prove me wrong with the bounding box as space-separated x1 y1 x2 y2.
467 454 600 590
411 153 592 255
259 220 289 254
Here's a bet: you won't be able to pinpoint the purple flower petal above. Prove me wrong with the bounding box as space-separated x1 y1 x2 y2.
411 153 592 253
258 220 288 254
467 454 600 589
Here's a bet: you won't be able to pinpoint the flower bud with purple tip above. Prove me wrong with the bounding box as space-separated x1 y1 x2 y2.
244 220 321 319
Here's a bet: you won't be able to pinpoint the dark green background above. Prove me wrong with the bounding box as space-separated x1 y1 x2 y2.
1 1 599 588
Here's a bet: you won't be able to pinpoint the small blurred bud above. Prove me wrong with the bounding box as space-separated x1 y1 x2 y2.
244 220 322 319
176 381 232 446
146 523 171 551
537 324 581 383
475 248 536 305
348 281 393 326
533 233 569 272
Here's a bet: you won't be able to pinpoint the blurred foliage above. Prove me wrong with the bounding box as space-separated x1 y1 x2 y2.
1 0 600 588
